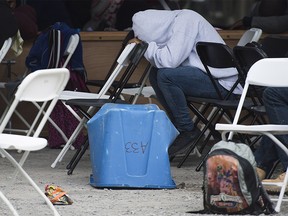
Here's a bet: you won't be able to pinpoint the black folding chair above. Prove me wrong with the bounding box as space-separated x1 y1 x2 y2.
260 35 288 58
233 44 284 179
233 45 268 119
177 42 251 168
85 30 148 93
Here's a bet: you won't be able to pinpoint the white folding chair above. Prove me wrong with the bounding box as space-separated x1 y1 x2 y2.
215 58 288 213
1 34 80 143
0 189 19 216
62 34 80 68
0 38 24 132
0 68 70 216
31 33 80 145
0 37 33 142
0 37 12 62
237 28 262 47
51 42 138 168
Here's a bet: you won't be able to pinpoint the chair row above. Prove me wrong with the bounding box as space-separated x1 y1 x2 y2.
1 27 288 214
177 34 288 168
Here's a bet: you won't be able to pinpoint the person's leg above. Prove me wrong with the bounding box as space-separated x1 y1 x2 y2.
149 66 230 132
262 87 288 170
256 87 288 191
149 66 175 123
149 66 231 157
254 136 279 176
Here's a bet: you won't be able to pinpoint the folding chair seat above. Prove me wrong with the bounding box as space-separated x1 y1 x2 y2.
177 41 258 168
0 68 70 216
215 58 288 213
51 42 149 171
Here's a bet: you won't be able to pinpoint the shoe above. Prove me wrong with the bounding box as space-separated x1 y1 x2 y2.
168 127 201 159
256 167 266 181
262 172 287 193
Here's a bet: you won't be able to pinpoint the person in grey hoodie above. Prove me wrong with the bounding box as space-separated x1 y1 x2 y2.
132 9 243 158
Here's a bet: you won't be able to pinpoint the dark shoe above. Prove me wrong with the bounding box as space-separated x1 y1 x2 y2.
168 127 201 159
262 172 288 194
256 167 266 181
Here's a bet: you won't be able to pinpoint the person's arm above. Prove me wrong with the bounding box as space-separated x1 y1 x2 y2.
129 37 142 44
251 15 288 33
144 13 197 68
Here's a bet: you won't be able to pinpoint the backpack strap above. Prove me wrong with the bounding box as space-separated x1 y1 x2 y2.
259 182 276 214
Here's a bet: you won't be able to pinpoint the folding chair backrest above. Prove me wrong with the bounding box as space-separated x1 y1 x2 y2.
47 29 61 69
15 68 70 101
0 37 12 63
106 30 135 75
233 45 268 75
109 41 148 101
237 28 262 47
62 34 80 68
196 42 243 99
260 35 288 58
247 58 288 87
233 45 269 105
96 42 148 101
96 42 137 98
196 42 237 69
47 30 80 69
86 30 135 92
26 22 84 76
0 68 70 136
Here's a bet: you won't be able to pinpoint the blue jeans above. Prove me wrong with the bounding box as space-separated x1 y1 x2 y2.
254 87 288 173
149 66 231 132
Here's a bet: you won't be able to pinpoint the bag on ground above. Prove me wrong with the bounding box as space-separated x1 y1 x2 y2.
193 141 275 215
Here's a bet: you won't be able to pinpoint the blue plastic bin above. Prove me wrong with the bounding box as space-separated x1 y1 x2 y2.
87 103 179 188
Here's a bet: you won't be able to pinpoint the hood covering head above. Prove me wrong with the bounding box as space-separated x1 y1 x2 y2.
132 9 181 44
